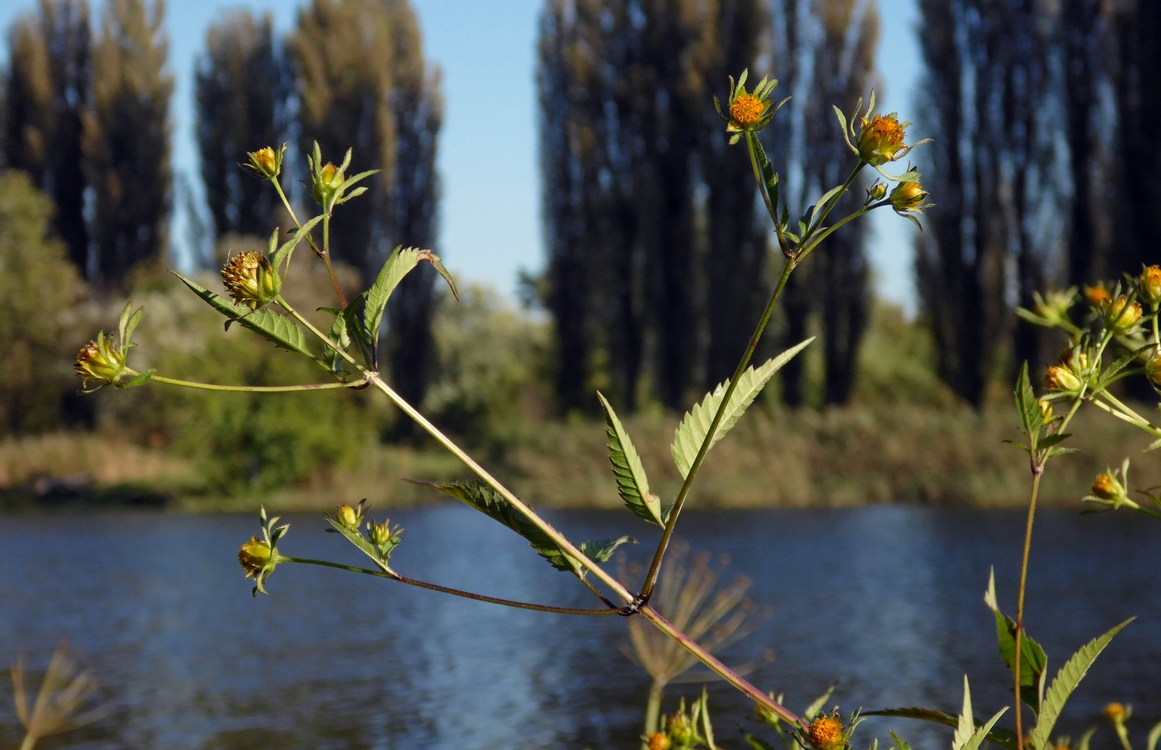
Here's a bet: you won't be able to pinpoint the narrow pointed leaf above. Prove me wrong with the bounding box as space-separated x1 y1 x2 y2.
984 570 1048 714
271 214 325 273
172 272 322 364
960 708 1008 750
953 676 975 750
672 339 812 478
866 708 1017 750
579 536 635 566
597 391 662 526
1028 618 1134 750
363 247 457 357
412 479 577 573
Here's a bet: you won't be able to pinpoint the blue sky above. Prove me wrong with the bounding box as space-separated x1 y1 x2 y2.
0 0 921 308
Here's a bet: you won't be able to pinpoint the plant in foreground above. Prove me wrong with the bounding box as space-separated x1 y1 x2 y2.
10 641 108 750
106 67 1161 749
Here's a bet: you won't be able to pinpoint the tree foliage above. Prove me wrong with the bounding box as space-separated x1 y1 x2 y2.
2 0 91 274
914 0 1159 406
0 171 86 435
537 0 773 414
290 0 443 418
83 0 173 291
194 9 292 252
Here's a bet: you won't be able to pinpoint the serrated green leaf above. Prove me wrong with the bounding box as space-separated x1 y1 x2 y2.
271 214 325 273
671 339 813 478
363 246 422 345
960 708 1008 750
866 708 1017 750
172 272 322 365
984 570 1047 714
597 391 661 526
579 536 635 565
426 252 460 301
413 479 578 573
953 676 975 750
1028 618 1133 750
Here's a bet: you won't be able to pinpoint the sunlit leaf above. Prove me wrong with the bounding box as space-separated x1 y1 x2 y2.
671 339 813 478
413 479 577 572
598 392 662 526
984 569 1047 714
172 272 323 366
1028 618 1133 750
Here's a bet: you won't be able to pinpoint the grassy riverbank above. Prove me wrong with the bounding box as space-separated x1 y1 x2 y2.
3 401 1154 513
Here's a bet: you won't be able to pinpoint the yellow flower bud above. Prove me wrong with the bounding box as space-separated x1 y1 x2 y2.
869 182 887 201
1084 284 1110 307
1103 702 1129 725
312 161 345 207
336 503 362 531
646 732 671 750
1140 265 1161 305
807 715 845 750
221 251 280 310
1045 364 1082 394
890 179 928 213
1146 351 1161 386
1102 295 1143 334
857 113 908 165
1091 471 1125 501
245 144 284 179
238 535 273 579
74 335 128 389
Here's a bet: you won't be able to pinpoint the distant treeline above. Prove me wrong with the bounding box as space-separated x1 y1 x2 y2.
1 0 1158 441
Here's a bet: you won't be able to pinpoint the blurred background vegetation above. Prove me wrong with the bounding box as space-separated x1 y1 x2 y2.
1 0 1158 509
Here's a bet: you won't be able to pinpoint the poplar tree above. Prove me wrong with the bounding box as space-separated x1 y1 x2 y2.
537 0 773 413
83 0 173 290
195 9 292 249
2 0 91 275
291 0 443 417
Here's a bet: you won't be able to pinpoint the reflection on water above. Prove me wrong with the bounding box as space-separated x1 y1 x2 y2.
1 505 1158 748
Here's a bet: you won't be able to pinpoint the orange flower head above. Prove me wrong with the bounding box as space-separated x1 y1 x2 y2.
858 113 908 165
807 715 845 750
730 93 765 129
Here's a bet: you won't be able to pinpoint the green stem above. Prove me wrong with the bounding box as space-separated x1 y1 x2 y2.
141 372 363 393
641 256 795 600
283 557 619 616
277 297 803 731
639 603 804 730
745 131 791 257
319 214 348 309
278 299 636 606
1093 391 1161 436
642 678 667 746
1013 465 1043 748
794 162 866 265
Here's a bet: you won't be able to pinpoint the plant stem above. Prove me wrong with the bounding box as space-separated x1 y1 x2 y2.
641 256 794 600
642 678 666 747
283 557 620 616
1013 468 1042 748
278 298 803 731
639 603 805 730
279 299 635 605
141 372 363 393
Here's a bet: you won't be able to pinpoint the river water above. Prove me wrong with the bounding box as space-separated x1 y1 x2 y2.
1 504 1158 749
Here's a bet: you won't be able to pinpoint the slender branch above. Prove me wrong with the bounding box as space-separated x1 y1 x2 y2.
638 603 805 731
1013 469 1042 748
640 256 795 600
283 556 621 616
277 298 637 607
141 372 363 393
794 162 866 265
